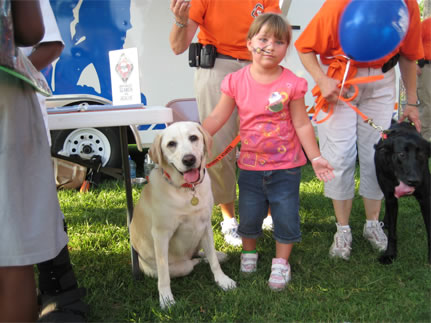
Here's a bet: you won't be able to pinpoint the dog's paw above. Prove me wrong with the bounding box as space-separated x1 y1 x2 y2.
159 292 175 309
378 254 395 265
215 274 237 291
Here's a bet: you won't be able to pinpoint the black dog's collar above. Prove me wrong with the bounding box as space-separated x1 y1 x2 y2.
381 122 416 140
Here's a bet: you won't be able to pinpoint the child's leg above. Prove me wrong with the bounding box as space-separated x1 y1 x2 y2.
240 239 258 273
275 241 293 260
0 266 38 322
242 237 257 251
269 243 292 291
237 169 268 241
266 169 301 290
237 170 267 273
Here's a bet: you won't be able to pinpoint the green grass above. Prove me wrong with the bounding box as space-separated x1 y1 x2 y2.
58 163 431 322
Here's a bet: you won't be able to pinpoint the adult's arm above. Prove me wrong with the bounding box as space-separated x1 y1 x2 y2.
297 51 340 105
169 0 199 55
202 93 236 136
11 0 44 47
398 55 421 131
27 42 64 71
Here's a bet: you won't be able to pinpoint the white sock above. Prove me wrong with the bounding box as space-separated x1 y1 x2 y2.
336 223 350 231
366 220 378 227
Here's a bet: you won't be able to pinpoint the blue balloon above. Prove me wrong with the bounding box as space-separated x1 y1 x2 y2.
339 0 409 62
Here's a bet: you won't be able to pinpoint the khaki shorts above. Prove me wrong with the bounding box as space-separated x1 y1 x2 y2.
194 58 250 204
418 64 431 141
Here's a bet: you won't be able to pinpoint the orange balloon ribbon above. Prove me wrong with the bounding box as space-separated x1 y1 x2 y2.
312 74 385 124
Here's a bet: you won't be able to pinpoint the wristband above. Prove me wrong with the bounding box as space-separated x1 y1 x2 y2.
175 20 187 28
311 156 322 163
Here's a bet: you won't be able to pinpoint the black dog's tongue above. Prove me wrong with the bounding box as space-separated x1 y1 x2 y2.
184 169 199 184
394 181 415 199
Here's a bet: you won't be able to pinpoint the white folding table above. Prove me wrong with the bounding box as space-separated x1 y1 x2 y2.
48 104 173 278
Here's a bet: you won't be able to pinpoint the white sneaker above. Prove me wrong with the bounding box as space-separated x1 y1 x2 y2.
329 223 352 260
262 216 274 231
240 252 258 273
363 221 388 252
220 218 242 247
268 258 291 291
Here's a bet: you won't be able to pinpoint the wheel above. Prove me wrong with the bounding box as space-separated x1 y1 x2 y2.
51 127 121 168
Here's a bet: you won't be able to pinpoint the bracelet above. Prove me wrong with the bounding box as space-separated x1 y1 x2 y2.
311 156 322 163
405 100 420 107
175 20 187 28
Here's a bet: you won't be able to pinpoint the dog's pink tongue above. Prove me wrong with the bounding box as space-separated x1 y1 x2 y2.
394 181 415 199
184 169 199 184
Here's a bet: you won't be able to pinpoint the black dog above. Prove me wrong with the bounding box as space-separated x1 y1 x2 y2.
374 121 430 264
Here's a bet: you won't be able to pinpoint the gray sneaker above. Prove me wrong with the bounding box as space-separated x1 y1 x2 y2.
363 221 387 252
329 224 352 260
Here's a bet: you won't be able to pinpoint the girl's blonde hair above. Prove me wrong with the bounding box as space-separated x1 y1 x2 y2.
247 13 292 46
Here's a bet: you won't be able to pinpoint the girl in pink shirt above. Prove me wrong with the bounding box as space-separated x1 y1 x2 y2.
203 13 334 290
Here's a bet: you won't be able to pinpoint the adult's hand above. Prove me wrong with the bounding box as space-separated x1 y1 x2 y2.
169 0 198 55
316 74 341 105
170 0 190 25
399 105 421 132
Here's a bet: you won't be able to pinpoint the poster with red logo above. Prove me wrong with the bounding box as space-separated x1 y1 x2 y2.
109 48 141 106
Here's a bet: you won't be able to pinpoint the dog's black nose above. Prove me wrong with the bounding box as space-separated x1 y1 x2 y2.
182 154 196 167
406 178 420 187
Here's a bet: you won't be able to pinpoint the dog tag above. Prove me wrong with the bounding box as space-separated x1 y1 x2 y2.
191 196 199 206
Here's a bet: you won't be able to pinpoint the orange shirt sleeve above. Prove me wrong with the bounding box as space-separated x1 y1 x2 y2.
397 0 424 61
294 0 348 62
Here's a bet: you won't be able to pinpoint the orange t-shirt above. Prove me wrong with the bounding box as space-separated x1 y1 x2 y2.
294 0 424 69
189 0 281 60
421 17 431 60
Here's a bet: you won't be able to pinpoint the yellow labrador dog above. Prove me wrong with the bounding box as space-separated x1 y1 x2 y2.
130 121 236 309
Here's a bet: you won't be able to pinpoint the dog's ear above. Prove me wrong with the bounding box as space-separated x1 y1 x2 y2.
196 123 213 157
149 133 163 165
375 136 394 155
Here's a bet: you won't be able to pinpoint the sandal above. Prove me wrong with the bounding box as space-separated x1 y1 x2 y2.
38 287 89 322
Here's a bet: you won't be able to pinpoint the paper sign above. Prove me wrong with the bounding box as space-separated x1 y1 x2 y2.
109 48 141 106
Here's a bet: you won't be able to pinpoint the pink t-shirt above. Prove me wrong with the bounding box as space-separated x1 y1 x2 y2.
221 65 308 171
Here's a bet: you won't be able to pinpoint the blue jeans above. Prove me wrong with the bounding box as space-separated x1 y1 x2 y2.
237 168 302 244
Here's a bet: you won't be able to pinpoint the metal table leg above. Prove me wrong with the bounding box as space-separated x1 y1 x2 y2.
119 126 141 279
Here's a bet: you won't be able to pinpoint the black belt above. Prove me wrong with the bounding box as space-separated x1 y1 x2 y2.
418 58 430 68
382 53 400 73
217 53 250 62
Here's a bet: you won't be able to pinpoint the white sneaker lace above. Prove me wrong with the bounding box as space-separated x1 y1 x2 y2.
334 230 352 250
365 221 387 247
